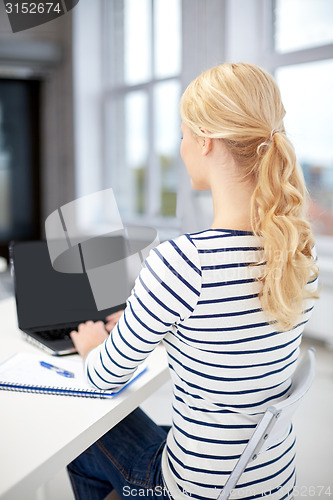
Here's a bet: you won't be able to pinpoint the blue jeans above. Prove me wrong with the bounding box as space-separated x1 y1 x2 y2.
67 408 171 500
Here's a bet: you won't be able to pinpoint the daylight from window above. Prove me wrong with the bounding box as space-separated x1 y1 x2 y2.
105 0 181 222
275 0 333 53
274 0 333 235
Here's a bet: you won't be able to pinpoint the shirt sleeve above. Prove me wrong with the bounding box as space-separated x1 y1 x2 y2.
84 234 202 390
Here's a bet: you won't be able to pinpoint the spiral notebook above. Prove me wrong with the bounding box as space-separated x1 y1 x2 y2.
0 352 147 398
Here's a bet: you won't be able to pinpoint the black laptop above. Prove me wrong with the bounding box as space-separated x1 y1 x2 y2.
9 237 131 355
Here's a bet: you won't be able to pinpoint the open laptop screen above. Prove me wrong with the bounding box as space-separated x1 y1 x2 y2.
10 239 129 331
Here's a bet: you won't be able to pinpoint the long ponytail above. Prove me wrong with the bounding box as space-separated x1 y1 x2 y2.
251 130 319 331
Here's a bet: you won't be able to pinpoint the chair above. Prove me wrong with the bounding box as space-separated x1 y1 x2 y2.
217 347 316 500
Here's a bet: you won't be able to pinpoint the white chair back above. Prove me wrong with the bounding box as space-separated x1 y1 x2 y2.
217 348 316 500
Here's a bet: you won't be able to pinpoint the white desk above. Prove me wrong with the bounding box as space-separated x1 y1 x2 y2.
0 297 170 500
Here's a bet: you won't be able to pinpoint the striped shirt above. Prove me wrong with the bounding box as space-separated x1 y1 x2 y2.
85 229 317 500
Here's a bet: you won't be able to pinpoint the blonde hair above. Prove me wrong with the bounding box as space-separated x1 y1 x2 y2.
180 62 319 331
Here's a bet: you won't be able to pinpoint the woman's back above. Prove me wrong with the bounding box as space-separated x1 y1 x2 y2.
161 229 317 499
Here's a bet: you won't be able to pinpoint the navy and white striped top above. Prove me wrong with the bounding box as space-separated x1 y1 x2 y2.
85 229 317 499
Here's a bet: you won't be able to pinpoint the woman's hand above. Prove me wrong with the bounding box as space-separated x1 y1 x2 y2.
105 309 124 332
70 321 109 360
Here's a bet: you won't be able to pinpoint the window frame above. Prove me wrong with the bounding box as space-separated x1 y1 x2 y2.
263 0 333 73
100 0 183 233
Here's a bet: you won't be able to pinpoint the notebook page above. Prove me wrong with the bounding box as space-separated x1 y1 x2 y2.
0 352 146 394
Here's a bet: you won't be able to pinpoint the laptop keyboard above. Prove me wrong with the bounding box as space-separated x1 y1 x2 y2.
37 327 74 341
34 319 108 342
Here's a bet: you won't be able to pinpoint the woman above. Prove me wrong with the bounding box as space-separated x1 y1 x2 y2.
68 63 318 499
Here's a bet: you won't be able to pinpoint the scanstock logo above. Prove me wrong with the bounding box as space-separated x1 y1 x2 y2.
45 189 160 312
4 0 80 33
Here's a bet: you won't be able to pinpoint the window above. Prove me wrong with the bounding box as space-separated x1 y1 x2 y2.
274 0 333 53
103 0 182 225
272 0 333 236
276 60 333 235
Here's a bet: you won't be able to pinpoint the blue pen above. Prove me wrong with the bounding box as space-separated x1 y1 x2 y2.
40 361 75 378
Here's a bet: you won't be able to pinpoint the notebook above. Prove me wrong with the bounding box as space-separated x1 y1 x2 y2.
0 352 147 398
9 238 131 355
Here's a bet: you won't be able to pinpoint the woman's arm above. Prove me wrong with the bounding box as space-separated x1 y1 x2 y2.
73 235 202 391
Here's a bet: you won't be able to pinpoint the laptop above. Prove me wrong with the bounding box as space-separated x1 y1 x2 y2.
9 237 132 355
